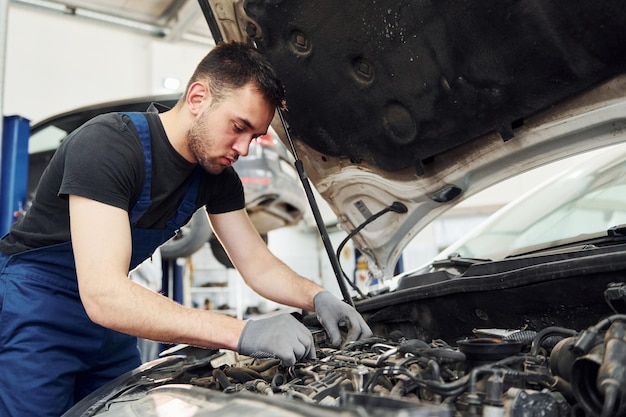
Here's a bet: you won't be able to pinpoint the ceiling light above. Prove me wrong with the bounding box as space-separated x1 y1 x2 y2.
163 77 181 91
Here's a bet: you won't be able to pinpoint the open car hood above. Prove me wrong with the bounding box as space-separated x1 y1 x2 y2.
200 0 626 279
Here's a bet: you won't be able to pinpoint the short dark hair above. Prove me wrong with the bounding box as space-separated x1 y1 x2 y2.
181 41 286 110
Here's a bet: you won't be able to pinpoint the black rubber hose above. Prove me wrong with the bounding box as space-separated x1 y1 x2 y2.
271 373 288 391
344 337 387 351
600 385 618 417
334 202 408 299
227 366 268 381
224 367 257 382
530 327 578 356
212 369 233 390
399 340 466 361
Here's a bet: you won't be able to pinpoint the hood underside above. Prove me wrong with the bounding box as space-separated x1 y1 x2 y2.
202 0 626 277
244 0 626 173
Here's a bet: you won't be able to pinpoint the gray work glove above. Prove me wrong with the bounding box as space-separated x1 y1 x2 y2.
237 314 316 366
313 291 373 347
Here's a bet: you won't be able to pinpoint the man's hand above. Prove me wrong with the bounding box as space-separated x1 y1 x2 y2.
237 314 316 366
314 291 373 347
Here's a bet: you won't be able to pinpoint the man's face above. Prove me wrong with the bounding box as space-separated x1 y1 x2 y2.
188 83 275 175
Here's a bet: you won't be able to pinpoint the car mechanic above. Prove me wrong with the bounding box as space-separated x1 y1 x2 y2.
0 41 372 417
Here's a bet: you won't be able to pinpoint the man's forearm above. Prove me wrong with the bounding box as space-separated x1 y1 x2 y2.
242 259 324 311
81 277 246 350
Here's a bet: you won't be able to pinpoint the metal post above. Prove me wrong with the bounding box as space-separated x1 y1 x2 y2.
160 258 184 305
161 259 172 298
173 260 184 304
1 115 30 235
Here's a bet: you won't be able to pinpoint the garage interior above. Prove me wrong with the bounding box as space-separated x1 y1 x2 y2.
0 0 591 336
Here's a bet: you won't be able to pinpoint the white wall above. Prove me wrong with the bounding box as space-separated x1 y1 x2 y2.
4 4 210 123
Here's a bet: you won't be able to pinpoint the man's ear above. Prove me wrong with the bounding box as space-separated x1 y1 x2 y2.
186 82 211 116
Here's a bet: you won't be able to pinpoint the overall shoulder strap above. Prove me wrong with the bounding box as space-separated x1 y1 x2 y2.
120 112 152 225
166 166 203 228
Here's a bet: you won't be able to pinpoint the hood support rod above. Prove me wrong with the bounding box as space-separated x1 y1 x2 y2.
278 109 355 308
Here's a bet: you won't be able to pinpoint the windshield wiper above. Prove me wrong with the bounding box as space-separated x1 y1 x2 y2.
431 253 492 267
608 224 626 237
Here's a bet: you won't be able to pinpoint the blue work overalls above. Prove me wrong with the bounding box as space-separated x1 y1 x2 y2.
0 113 201 417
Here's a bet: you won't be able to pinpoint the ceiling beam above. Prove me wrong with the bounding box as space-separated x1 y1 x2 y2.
10 0 213 45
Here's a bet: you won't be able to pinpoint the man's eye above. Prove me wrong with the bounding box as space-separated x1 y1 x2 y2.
234 124 244 133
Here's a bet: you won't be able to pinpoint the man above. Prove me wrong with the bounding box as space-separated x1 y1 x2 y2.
0 41 372 416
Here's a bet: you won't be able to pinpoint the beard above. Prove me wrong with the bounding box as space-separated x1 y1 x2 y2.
187 106 229 175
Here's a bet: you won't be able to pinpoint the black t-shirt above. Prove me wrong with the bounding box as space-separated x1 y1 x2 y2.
0 109 245 255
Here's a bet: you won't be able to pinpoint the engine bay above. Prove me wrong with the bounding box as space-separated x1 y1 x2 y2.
87 308 626 417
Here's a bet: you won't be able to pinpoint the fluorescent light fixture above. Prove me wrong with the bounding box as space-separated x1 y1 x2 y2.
163 77 181 91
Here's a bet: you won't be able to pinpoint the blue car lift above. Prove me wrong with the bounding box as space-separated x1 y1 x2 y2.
1 115 30 236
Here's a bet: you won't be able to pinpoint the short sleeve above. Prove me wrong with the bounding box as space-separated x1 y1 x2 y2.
58 114 143 210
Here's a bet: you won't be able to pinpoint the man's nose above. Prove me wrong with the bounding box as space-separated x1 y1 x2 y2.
232 136 251 157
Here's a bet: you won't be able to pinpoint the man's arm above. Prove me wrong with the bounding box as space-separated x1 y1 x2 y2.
69 195 245 350
209 209 373 345
208 209 324 310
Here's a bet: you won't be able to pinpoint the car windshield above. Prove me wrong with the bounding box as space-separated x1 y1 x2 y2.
436 144 626 261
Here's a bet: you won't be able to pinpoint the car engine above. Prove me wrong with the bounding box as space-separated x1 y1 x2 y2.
82 312 626 417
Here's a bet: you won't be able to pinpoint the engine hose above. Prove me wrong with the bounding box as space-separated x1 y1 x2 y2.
399 339 466 362
365 365 469 397
418 348 466 362
503 330 537 344
419 377 468 398
212 369 233 390
363 368 400 393
468 356 526 395
426 359 442 382
564 312 626 406
224 367 257 382
227 366 270 381
592 314 626 333
271 372 288 391
344 337 387 351
530 326 578 356
600 385 618 417
597 321 626 417
398 356 442 381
